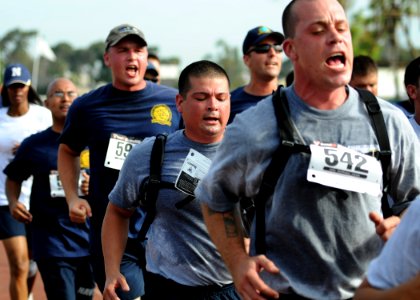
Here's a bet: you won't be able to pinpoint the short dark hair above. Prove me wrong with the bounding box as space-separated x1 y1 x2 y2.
351 55 378 79
282 0 346 39
178 60 230 97
404 56 420 87
282 0 298 38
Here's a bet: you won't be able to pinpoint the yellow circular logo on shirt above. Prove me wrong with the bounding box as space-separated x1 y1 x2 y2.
151 104 172 126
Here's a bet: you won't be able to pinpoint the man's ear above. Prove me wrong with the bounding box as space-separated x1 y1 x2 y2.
175 94 184 113
406 84 417 102
282 39 296 60
103 51 110 67
44 98 50 108
243 54 251 68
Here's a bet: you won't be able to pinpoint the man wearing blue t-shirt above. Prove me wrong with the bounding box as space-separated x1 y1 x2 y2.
229 26 284 124
5 78 95 299
58 24 182 299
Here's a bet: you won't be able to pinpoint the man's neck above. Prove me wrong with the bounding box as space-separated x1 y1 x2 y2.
294 83 348 110
244 78 278 96
51 119 65 134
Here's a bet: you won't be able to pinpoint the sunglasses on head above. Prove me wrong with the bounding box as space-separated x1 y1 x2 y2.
247 44 283 54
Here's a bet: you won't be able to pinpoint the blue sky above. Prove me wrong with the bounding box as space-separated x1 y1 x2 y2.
1 0 418 68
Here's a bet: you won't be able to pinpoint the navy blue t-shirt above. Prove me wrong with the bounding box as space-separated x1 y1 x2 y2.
4 127 90 260
59 82 181 251
229 86 271 124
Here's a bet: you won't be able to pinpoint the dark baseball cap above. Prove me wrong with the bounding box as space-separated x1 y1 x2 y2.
146 62 159 76
243 26 285 54
3 63 32 87
105 24 147 50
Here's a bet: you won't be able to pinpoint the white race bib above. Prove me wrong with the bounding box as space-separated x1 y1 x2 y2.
307 143 382 197
105 133 141 170
175 149 211 196
49 170 85 198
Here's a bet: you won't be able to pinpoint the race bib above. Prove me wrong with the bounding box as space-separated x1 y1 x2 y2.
175 149 211 196
307 143 382 197
49 170 85 198
104 133 141 170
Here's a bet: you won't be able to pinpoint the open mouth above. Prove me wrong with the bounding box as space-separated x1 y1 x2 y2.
326 53 345 67
203 116 219 123
126 65 138 76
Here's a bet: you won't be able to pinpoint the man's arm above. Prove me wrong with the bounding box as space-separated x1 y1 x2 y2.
102 202 133 300
58 144 91 223
354 275 420 300
201 202 280 300
5 178 32 224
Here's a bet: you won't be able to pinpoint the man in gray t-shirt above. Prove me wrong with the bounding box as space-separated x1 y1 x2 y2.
102 60 240 300
195 1 420 299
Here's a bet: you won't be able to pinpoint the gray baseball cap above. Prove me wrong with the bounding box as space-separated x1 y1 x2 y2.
105 24 147 49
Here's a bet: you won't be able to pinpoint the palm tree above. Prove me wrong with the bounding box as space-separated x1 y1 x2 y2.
368 0 420 97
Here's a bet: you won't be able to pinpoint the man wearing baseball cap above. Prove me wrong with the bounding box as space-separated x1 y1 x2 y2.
58 23 182 299
229 26 284 123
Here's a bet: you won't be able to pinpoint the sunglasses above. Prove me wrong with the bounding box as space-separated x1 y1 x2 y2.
247 44 283 54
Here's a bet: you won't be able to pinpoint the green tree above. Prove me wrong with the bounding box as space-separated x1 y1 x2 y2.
0 28 37 81
349 0 419 64
350 0 420 98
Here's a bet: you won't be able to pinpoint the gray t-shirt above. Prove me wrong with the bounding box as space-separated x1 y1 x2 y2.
109 130 233 287
195 85 420 299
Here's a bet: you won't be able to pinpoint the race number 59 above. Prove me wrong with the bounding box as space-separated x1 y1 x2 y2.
105 133 141 170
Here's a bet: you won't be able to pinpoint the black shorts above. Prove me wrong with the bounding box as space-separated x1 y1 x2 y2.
0 205 26 240
143 271 240 300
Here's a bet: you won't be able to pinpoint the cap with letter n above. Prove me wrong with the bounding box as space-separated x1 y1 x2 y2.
242 26 285 54
3 63 32 87
105 24 147 50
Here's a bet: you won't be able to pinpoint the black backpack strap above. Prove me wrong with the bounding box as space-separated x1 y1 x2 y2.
137 133 167 241
357 89 393 218
254 88 394 253
255 87 310 254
